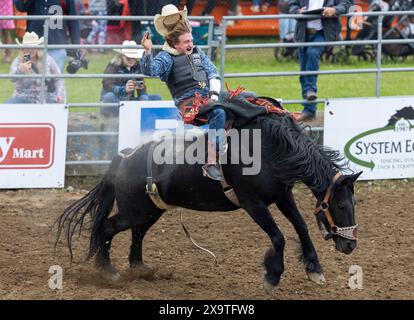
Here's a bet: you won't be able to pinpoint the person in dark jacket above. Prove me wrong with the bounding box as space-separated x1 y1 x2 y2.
15 0 81 72
289 0 353 121
101 40 162 117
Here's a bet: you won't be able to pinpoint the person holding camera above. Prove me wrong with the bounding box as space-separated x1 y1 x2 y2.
5 32 66 104
100 40 162 117
15 0 81 73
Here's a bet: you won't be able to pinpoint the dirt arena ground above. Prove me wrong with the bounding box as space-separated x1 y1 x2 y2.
0 178 413 300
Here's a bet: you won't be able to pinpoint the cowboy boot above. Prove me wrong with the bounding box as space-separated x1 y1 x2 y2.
202 141 224 181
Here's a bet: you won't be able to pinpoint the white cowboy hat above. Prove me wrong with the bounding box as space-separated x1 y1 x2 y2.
16 31 44 45
113 40 144 59
154 4 188 37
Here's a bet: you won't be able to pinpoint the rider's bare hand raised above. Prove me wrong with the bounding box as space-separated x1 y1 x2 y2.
141 31 153 54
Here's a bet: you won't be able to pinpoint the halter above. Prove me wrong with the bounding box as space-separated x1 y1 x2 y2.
314 172 358 241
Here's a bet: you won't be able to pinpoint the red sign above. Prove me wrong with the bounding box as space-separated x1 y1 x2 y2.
0 123 55 169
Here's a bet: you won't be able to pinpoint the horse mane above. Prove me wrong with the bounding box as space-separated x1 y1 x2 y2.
257 114 349 192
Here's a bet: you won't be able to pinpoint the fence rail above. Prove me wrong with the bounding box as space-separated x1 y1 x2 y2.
220 10 414 99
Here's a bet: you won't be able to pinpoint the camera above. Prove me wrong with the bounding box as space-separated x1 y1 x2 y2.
66 50 88 74
23 54 31 63
135 80 145 90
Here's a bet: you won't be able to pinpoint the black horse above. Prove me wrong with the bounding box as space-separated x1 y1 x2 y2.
55 112 361 292
387 106 414 126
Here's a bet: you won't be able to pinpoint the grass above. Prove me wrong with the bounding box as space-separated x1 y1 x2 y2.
1 44 413 113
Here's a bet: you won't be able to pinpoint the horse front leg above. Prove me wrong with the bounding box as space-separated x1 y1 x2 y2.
242 200 285 294
275 190 325 285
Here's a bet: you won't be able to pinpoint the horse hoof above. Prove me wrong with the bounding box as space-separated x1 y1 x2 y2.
307 272 326 285
100 270 121 282
108 271 121 282
129 263 156 280
98 265 121 282
263 279 277 295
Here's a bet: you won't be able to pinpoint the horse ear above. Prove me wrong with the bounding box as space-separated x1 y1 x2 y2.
350 171 363 182
341 171 363 185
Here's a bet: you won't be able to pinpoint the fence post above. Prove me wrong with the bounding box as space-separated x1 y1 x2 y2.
375 15 383 98
207 17 214 60
40 18 50 104
220 17 227 90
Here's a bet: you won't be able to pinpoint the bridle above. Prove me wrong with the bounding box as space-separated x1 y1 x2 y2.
314 172 358 241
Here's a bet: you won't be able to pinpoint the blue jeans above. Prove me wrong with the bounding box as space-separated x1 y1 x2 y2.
5 97 32 103
298 31 326 116
48 49 67 73
139 93 163 101
279 18 296 41
5 96 56 104
100 91 162 117
252 0 271 5
207 91 256 152
207 108 227 153
87 10 108 46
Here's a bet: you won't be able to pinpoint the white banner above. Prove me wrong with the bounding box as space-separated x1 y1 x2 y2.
119 100 206 151
324 97 414 180
0 104 68 188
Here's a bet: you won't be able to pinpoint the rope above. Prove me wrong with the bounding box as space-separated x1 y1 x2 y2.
179 210 218 267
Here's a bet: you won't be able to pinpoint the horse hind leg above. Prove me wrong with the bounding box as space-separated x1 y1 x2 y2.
95 213 136 282
128 207 165 280
275 191 325 285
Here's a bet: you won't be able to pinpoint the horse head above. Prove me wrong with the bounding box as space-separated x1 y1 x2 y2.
314 172 362 255
387 106 414 126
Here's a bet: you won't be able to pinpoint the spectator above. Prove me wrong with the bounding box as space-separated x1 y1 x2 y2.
227 0 243 26
73 0 92 45
402 16 414 38
201 0 218 16
107 0 124 26
184 0 196 14
101 40 162 117
128 0 142 43
106 0 133 44
199 0 241 18
289 0 352 122
6 32 65 104
15 0 81 73
279 0 296 42
13 4 27 40
87 0 107 52
0 0 15 63
250 0 273 13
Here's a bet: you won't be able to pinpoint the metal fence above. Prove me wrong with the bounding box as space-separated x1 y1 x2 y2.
0 15 215 167
220 10 414 104
0 15 215 100
0 11 413 168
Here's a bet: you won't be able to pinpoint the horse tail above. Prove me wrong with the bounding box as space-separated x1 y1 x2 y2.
54 154 123 262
